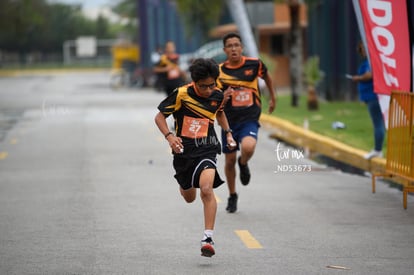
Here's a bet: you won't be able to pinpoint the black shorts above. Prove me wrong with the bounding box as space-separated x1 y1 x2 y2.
173 155 224 190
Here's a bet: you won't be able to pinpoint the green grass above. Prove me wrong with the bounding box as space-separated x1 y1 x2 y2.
262 94 387 152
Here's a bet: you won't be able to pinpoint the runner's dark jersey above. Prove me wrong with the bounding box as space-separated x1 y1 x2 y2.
157 83 225 158
217 56 267 124
158 53 181 81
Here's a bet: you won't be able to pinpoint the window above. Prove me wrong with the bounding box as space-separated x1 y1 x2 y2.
271 34 286 55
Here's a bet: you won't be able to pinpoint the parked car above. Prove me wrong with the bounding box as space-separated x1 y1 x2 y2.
179 40 226 75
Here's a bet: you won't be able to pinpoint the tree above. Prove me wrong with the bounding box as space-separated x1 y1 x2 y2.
111 0 138 41
274 0 319 107
95 15 111 39
0 0 48 53
286 0 303 107
39 3 96 51
0 0 117 64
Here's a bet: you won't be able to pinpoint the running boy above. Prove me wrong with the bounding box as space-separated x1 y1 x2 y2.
154 58 236 257
217 32 277 213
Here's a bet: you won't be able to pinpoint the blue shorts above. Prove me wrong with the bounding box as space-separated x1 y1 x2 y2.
221 121 260 154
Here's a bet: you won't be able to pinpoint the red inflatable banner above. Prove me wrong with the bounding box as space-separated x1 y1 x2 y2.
358 0 412 95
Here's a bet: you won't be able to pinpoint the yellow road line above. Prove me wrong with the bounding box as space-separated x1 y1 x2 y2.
0 152 8 160
235 230 263 249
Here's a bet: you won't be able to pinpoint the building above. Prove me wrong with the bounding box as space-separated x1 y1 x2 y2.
210 2 307 88
137 0 359 99
211 1 360 99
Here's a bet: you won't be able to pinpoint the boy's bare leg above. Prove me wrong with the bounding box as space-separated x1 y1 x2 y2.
199 168 217 257
224 151 237 194
239 136 256 165
199 168 217 230
180 188 196 203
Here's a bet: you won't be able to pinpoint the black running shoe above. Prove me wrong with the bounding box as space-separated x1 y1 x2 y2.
226 193 238 213
201 237 215 257
238 156 251 185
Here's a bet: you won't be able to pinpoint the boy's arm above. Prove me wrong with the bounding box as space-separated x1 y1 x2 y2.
154 112 171 137
154 112 183 154
216 110 236 149
262 72 277 114
216 110 230 131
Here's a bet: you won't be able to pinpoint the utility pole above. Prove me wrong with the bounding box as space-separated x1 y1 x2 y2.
288 0 304 107
225 0 259 58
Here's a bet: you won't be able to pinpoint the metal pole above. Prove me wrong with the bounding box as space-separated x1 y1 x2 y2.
225 0 259 58
138 0 150 70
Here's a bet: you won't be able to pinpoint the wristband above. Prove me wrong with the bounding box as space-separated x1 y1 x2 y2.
164 132 173 139
224 128 233 134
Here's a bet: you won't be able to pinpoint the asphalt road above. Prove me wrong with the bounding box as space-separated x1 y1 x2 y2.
0 71 413 275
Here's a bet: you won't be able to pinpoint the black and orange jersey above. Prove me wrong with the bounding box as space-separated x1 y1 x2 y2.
157 82 224 157
159 53 179 66
158 53 182 81
217 56 268 124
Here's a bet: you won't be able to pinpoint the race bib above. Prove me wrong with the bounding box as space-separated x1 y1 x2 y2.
168 68 180 79
181 116 209 138
231 87 254 107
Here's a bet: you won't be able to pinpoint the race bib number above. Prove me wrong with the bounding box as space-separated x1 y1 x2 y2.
168 68 180 79
231 87 254 107
181 116 209 138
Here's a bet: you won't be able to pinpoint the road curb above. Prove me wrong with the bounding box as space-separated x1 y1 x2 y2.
260 114 386 174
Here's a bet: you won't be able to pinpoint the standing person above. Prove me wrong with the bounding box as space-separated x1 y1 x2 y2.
217 32 277 213
151 45 165 91
351 41 385 159
154 58 236 257
153 41 185 96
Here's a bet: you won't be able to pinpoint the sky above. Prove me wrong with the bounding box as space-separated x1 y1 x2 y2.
48 0 113 10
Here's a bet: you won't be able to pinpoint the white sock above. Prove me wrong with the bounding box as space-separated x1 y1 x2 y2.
203 229 214 240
